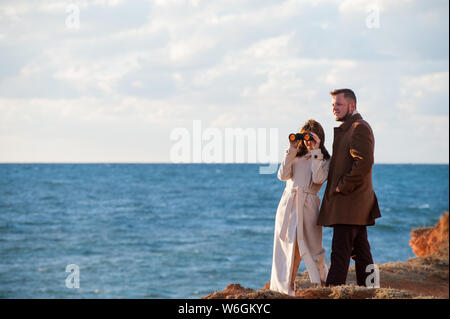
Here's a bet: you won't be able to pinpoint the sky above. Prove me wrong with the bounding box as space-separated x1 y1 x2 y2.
0 0 448 164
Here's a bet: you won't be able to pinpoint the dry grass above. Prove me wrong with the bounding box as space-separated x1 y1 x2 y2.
203 282 424 299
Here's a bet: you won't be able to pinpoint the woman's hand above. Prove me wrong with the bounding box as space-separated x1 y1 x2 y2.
289 139 301 149
309 132 320 150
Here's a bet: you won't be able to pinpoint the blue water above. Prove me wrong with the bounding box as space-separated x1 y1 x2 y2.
0 163 448 298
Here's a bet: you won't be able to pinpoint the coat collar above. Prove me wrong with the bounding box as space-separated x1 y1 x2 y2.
335 112 362 132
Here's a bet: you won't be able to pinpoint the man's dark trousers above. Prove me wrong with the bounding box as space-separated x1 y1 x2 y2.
326 224 374 286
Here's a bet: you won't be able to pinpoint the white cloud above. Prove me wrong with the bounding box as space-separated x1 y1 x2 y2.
397 72 449 115
0 0 448 163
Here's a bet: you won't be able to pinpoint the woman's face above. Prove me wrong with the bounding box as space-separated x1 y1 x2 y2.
301 129 319 151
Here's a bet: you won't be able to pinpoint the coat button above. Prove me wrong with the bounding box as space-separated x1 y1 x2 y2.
314 155 318 159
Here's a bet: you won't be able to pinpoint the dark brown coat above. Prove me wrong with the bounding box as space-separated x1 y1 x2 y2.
318 113 381 226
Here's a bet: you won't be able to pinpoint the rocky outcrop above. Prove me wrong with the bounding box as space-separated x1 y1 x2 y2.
410 212 449 258
203 212 449 299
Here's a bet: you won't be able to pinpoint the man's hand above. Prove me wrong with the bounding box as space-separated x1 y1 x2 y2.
335 186 340 193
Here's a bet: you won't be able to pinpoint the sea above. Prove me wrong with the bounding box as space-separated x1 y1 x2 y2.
0 163 448 298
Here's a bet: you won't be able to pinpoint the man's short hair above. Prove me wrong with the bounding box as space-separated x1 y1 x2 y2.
330 88 357 106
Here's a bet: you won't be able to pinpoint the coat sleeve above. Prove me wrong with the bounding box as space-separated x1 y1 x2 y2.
277 145 298 181
310 149 330 185
337 122 374 195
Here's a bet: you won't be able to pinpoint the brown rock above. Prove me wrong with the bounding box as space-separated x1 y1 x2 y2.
410 212 449 257
202 284 255 299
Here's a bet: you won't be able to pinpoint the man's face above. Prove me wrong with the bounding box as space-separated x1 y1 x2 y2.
331 93 354 121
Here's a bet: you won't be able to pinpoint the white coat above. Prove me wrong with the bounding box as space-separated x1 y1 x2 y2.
270 146 330 296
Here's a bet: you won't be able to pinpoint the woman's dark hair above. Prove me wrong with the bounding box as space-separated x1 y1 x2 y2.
295 119 331 160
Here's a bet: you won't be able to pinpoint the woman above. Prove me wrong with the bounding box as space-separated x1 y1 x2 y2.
270 119 331 296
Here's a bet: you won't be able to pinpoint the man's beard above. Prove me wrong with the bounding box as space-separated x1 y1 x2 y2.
337 108 353 122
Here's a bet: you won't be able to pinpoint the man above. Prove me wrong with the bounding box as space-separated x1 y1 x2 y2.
318 88 381 287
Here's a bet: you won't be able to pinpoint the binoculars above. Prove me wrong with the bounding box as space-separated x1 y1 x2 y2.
289 132 312 142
